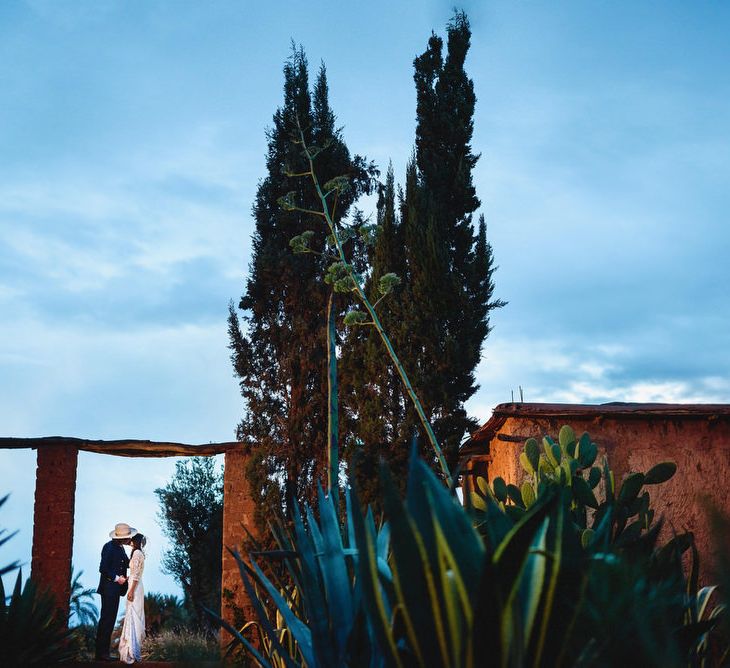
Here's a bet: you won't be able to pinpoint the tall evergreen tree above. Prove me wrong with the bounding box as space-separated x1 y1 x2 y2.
406 11 505 467
228 48 374 525
344 12 504 497
340 164 410 502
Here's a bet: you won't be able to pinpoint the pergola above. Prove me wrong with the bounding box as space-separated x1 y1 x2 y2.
0 436 256 641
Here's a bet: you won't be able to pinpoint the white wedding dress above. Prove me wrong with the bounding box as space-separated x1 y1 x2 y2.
119 549 145 663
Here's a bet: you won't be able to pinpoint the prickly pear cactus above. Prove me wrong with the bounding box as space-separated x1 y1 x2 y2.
470 424 677 549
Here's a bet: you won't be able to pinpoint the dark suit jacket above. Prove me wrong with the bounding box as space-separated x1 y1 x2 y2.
97 540 130 596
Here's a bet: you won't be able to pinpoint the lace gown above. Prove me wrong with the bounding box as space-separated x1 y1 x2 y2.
118 550 145 663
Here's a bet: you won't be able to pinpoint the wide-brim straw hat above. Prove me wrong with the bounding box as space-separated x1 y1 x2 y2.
109 523 138 539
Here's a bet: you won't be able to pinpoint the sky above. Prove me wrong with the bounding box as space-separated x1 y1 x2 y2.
1 0 728 608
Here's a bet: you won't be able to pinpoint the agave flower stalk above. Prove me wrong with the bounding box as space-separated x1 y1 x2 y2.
286 121 452 487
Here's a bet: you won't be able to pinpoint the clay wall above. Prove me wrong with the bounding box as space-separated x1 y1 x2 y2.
30 445 78 621
483 413 730 583
221 445 258 647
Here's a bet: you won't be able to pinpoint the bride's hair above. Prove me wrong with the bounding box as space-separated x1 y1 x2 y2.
130 533 146 554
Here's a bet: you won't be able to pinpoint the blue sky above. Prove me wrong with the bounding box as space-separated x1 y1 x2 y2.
1 1 728 603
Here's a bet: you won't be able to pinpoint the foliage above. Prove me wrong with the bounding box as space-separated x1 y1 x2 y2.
284 121 452 488
342 11 505 504
227 45 377 527
0 494 19 578
219 432 726 667
145 592 191 635
155 457 223 629
0 569 77 665
142 627 221 662
472 424 677 551
69 566 98 627
0 495 77 664
70 623 98 662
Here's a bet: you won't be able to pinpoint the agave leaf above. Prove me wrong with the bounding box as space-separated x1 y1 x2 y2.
695 586 719 622
349 485 403 668
532 493 584 668
250 558 316 667
493 490 558 591
229 550 301 668
410 458 485 589
290 500 333 665
472 553 503 667
316 486 354 662
376 521 391 564
381 466 440 664
206 605 272 668
480 492 516 552
511 518 550 661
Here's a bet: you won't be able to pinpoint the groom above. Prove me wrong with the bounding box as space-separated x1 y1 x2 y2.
95 522 136 661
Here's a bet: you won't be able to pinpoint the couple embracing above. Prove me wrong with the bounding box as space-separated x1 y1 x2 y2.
95 522 147 663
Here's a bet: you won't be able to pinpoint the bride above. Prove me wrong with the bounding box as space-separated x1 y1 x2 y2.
119 532 146 663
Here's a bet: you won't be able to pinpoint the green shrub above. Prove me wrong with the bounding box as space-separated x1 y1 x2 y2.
142 628 221 662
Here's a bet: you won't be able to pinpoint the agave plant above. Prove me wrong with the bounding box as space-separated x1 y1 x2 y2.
1 493 78 664
219 435 730 668
0 569 77 664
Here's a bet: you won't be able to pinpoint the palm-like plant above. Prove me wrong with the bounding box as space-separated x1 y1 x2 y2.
144 592 190 635
0 494 19 579
69 567 98 627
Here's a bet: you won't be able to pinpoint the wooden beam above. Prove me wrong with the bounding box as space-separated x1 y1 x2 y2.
0 436 239 457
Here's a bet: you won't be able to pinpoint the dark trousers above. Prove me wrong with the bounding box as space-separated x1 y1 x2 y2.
95 588 121 658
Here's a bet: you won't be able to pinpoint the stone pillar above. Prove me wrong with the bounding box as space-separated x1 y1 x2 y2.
221 445 258 647
31 445 78 624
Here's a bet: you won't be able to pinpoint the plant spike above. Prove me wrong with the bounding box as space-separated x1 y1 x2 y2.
294 118 452 487
326 290 339 509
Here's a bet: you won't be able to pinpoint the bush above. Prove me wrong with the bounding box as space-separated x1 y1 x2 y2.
143 628 220 662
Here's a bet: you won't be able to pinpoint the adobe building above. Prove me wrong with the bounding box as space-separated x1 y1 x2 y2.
0 436 256 645
460 402 730 582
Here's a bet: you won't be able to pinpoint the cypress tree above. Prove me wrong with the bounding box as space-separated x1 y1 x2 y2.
341 164 410 502
344 12 504 497
406 11 505 468
228 48 374 525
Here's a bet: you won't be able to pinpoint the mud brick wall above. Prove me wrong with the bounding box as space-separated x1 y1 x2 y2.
473 408 730 584
221 445 258 647
31 445 78 623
